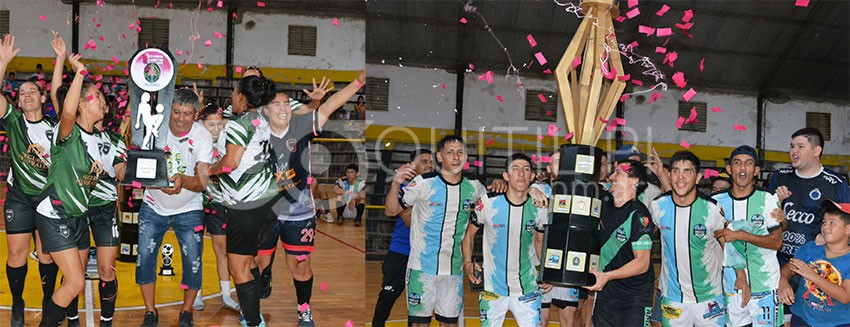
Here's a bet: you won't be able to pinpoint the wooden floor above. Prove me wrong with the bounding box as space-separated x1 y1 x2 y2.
0 218 365 326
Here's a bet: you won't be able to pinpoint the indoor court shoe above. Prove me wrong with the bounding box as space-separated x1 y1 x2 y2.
298 308 315 327
222 296 241 311
100 318 113 327
239 314 266 327
260 275 272 299
140 311 159 327
10 300 24 327
67 316 80 327
178 311 193 327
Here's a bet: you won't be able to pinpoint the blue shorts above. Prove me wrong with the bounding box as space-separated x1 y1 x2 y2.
259 218 316 255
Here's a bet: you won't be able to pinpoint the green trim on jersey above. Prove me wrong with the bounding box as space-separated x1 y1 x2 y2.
220 111 278 204
689 197 714 303
90 131 126 206
41 123 103 218
3 103 56 195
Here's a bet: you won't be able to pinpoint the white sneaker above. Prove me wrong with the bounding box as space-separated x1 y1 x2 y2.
222 295 241 311
193 291 204 311
321 213 334 223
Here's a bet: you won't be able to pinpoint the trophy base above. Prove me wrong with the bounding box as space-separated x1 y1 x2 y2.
125 150 170 188
159 267 175 276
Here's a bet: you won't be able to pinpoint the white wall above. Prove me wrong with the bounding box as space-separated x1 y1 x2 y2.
234 11 365 71
369 64 850 156
366 64 457 130
1 0 71 58
2 1 364 71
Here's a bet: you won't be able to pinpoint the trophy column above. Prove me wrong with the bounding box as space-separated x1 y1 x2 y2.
539 145 604 287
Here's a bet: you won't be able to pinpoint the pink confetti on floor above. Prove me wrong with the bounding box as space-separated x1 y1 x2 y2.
656 4 670 16
682 88 696 102
679 140 691 149
345 320 354 327
321 282 328 291
534 52 547 65
527 34 537 47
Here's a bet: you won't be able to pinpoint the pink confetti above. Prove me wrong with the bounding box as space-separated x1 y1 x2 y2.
345 320 354 327
468 63 475 70
682 9 693 22
111 56 120 64
675 22 694 30
86 94 94 101
619 94 631 102
463 162 470 170
571 56 582 68
97 0 103 5
496 95 504 102
194 225 204 232
547 124 560 137
682 88 696 102
252 119 261 127
628 0 639 8
197 62 203 69
538 135 544 141
128 23 136 29
485 139 495 146
217 0 223 7
545 110 553 116
672 71 687 88
534 52 548 66
614 16 626 23
127 201 134 208
307 176 314 185
632 79 644 86
699 58 705 72
333 18 339 26
527 34 537 47
537 93 547 103
235 66 243 73
257 1 266 7
704 169 719 178
459 17 467 24
204 39 212 47
638 25 655 36
656 28 673 37
711 107 722 113
565 131 574 141
543 69 553 74
795 0 809 7
40 15 47 21
625 8 640 19
213 31 223 39
222 166 233 173
296 254 308 262
664 51 679 67
321 282 328 291
679 140 691 149
441 83 446 89
656 4 670 16
473 160 483 167
603 67 617 80
733 124 747 131
618 74 630 81
615 118 627 126
52 199 62 205
650 93 662 103
530 155 539 164
620 163 632 173
676 117 685 129
606 125 617 132
599 117 610 124
686 106 698 123
540 156 553 163
221 223 227 229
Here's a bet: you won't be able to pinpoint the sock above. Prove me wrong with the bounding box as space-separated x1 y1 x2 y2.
355 203 365 223
99 279 117 320
195 289 203 303
336 204 346 221
39 262 58 308
6 264 27 306
39 297 67 327
235 281 261 326
250 267 261 293
293 277 313 307
66 295 79 319
219 280 231 296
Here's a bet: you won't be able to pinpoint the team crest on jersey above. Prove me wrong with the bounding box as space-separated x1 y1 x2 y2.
98 142 112 155
702 301 724 319
45 129 54 142
751 214 765 227
693 224 707 237
475 199 484 211
615 227 627 242
525 220 536 232
286 138 297 152
809 188 822 201
640 216 650 227
407 292 421 306
479 309 488 320
58 224 70 238
462 199 473 211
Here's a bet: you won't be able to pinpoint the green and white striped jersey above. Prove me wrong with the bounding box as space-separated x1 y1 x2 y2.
2 103 56 195
90 130 127 206
204 140 227 205
220 111 278 204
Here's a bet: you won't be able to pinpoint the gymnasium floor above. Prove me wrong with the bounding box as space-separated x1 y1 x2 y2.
0 219 365 326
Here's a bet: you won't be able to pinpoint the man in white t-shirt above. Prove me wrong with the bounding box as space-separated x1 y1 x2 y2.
135 89 213 327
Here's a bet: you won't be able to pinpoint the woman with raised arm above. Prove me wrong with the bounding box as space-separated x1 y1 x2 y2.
0 34 61 327
34 52 108 326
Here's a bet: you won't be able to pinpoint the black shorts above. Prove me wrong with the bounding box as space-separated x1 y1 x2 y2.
86 203 118 247
259 218 316 256
204 203 228 236
592 300 652 327
226 196 281 256
36 213 90 253
4 186 41 234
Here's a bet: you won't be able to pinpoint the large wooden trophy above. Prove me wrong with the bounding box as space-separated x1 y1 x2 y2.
123 48 176 188
538 0 627 287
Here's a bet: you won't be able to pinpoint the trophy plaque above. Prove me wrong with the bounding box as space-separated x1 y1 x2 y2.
124 47 176 188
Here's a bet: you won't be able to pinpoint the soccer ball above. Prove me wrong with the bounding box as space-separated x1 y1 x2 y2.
161 243 174 256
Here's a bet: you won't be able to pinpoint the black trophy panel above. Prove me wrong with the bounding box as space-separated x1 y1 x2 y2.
124 150 169 188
